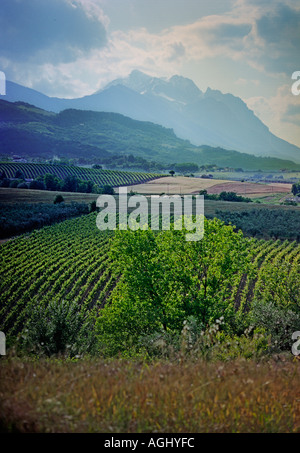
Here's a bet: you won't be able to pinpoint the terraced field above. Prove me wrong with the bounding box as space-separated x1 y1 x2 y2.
1 212 299 340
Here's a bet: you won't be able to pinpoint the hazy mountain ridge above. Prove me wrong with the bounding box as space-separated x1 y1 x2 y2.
1 70 299 163
0 99 298 171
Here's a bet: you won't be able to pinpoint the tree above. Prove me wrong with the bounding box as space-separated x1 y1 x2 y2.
89 200 97 212
96 218 252 355
44 173 61 191
292 182 300 196
101 184 115 195
54 194 64 204
29 179 46 190
174 163 199 174
169 170 175 177
61 175 78 192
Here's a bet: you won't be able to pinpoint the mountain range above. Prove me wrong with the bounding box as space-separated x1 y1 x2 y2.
0 99 299 171
1 70 299 165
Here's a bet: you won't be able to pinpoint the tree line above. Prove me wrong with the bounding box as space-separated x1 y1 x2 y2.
0 170 115 195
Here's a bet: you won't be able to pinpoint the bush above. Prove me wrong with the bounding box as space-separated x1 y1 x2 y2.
22 299 95 357
29 179 46 190
17 182 28 189
0 178 10 187
101 184 115 195
9 179 20 188
89 200 97 212
136 316 269 361
249 300 300 353
54 194 64 204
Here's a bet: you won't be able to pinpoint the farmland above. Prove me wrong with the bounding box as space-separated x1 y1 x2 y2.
0 211 300 433
0 162 163 188
1 212 299 340
127 175 292 198
0 179 299 433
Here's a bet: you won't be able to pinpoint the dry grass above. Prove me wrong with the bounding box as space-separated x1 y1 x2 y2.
0 356 299 433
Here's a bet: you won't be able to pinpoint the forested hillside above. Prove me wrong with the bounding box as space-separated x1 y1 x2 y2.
1 100 299 170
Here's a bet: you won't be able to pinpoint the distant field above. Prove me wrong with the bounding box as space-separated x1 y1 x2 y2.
124 176 232 194
126 176 292 197
0 188 98 204
207 171 300 182
206 181 292 196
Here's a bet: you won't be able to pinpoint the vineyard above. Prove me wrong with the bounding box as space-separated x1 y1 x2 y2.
0 212 299 344
0 162 163 187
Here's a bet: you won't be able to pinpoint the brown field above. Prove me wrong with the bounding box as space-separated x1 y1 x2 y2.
121 177 292 196
206 181 292 196
0 357 299 433
122 176 232 195
0 188 98 204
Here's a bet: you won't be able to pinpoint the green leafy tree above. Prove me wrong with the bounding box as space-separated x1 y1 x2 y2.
44 173 61 191
174 163 199 174
96 218 252 355
101 184 115 195
61 175 78 192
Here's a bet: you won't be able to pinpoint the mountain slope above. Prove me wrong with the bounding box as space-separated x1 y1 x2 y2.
1 71 299 163
0 99 298 171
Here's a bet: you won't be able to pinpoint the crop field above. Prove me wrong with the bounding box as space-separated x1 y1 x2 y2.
1 212 299 339
206 181 292 196
0 212 300 433
0 209 300 433
126 176 292 197
0 162 162 187
0 214 116 338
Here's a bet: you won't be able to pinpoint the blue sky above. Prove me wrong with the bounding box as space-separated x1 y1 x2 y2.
0 0 299 147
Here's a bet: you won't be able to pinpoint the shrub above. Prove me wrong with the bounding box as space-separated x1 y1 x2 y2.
101 184 115 195
89 200 97 212
22 299 95 357
9 179 19 188
54 194 64 204
249 300 300 353
17 182 28 189
29 179 46 190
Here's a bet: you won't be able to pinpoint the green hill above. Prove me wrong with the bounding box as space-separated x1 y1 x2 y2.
0 99 299 171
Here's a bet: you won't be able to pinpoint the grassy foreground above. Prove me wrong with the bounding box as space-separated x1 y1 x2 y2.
0 356 299 433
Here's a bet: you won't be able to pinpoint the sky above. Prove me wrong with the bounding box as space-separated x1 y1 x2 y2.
0 0 299 147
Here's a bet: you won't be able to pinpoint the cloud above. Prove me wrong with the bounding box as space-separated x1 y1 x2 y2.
246 84 300 146
0 0 107 64
254 4 300 74
168 42 186 62
95 0 299 82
